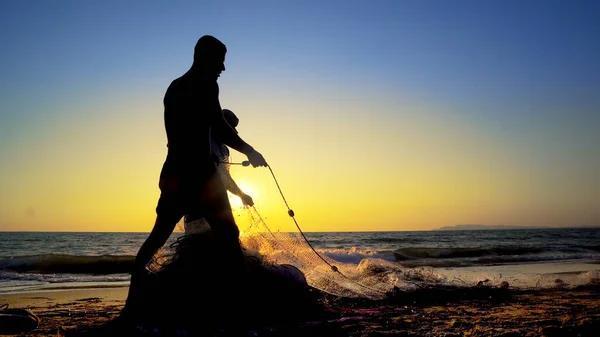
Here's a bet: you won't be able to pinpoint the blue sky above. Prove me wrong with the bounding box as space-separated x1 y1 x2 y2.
1 1 599 231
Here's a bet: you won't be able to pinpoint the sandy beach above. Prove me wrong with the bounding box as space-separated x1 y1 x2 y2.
2 284 599 337
1 287 127 336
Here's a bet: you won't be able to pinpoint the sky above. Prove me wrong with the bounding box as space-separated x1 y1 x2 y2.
0 0 599 232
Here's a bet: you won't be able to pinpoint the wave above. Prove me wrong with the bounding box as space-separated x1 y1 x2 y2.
348 259 600 291
0 254 135 274
387 246 600 268
0 252 598 294
2 246 599 277
393 247 546 260
398 254 600 268
318 246 600 268
321 247 396 264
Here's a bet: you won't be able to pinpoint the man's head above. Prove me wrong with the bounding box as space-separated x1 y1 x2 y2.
223 109 239 131
193 35 227 79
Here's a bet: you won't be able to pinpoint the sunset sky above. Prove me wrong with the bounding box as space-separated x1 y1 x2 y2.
1 1 599 232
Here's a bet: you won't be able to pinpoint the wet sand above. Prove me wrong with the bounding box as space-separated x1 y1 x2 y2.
2 285 599 336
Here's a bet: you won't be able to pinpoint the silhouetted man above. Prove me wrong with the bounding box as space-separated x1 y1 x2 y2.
121 35 267 320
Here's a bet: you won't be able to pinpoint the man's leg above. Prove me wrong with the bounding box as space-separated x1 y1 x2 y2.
132 213 182 273
121 191 184 319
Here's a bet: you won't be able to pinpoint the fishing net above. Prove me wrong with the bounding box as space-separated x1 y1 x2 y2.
205 158 393 300
148 160 391 300
149 155 466 303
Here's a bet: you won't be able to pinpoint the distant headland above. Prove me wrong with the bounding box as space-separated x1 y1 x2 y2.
434 224 599 231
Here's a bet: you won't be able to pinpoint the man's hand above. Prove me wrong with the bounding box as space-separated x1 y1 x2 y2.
240 193 254 207
246 149 267 167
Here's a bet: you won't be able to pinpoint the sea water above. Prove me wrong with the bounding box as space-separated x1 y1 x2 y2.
1 228 599 294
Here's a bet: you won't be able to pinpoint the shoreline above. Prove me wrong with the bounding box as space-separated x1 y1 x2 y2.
1 286 129 308
0 282 130 296
1 258 599 297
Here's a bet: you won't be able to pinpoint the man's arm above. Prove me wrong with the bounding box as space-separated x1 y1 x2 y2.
217 166 254 206
219 165 243 196
211 115 252 154
211 104 267 167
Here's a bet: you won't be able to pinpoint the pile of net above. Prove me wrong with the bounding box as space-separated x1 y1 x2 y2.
139 230 324 332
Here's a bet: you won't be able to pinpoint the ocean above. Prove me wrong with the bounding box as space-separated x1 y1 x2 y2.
1 228 599 295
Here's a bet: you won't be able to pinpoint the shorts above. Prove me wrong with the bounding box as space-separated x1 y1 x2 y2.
155 160 238 238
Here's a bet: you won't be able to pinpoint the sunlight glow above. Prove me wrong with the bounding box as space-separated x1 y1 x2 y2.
228 181 260 209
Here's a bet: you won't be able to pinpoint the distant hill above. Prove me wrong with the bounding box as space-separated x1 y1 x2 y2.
434 224 600 231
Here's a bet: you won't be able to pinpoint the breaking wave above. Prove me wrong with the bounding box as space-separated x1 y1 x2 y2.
0 254 135 274
2 244 599 275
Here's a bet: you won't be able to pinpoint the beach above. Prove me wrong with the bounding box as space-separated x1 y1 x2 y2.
2 284 600 336
1 286 127 336
2 229 600 335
